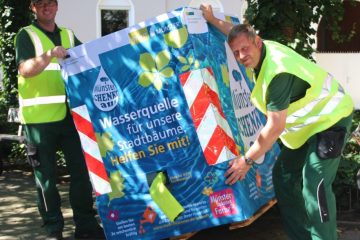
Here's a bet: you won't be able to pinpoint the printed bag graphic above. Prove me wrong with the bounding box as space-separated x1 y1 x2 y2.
61 7 280 240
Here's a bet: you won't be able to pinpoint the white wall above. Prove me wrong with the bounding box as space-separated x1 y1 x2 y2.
56 0 99 42
315 53 360 109
133 0 166 23
55 0 244 43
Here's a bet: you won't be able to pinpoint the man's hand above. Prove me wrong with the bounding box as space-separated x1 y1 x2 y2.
225 156 251 185
19 46 68 78
199 4 233 35
47 46 68 59
200 4 215 23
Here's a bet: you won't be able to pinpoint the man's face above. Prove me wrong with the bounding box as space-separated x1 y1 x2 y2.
229 33 262 69
31 0 58 23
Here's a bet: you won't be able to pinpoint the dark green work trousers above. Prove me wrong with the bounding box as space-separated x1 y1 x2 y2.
273 113 353 240
24 110 99 234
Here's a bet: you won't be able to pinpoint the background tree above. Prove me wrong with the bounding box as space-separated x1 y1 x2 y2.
245 0 360 211
245 0 356 59
0 0 32 132
0 0 32 166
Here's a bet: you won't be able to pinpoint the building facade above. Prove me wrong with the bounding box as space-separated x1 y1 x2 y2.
56 0 246 43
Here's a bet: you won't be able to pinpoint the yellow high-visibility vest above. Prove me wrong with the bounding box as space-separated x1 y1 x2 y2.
251 40 354 149
17 25 75 124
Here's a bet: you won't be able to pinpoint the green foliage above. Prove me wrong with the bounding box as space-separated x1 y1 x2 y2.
245 0 356 60
8 141 27 165
0 0 32 133
0 0 32 98
334 110 360 210
0 0 32 108
320 0 358 44
0 0 32 166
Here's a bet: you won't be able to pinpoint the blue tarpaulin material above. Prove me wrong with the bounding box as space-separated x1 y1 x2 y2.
60 7 280 240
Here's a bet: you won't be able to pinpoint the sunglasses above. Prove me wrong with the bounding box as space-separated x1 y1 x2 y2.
33 1 57 8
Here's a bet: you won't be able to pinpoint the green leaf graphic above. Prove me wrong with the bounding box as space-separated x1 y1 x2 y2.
95 132 114 158
156 50 171 70
164 27 188 48
140 53 156 71
108 171 125 203
139 72 154 87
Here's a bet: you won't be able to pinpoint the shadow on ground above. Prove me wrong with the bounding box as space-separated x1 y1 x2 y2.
0 170 77 240
0 169 359 240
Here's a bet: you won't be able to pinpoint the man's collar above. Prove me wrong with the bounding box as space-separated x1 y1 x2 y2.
254 41 266 75
32 21 60 34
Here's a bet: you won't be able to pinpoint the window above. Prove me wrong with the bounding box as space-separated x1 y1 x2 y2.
97 0 134 37
101 9 128 36
317 1 360 52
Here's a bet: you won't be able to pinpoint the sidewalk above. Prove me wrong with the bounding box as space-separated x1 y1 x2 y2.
0 170 76 240
0 169 359 240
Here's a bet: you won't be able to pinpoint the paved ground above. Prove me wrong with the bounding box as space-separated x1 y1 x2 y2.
0 170 77 240
0 169 359 240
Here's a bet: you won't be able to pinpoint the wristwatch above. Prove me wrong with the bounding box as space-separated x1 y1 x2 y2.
244 156 255 166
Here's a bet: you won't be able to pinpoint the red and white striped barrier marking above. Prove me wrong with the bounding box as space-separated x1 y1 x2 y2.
180 67 239 165
72 105 111 196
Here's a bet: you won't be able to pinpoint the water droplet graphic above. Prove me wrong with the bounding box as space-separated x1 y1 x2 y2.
93 67 119 111
232 69 243 82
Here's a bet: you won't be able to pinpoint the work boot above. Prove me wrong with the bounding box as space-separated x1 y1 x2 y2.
74 225 106 239
45 231 63 240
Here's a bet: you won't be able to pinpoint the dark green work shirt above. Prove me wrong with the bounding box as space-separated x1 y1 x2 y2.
254 43 310 112
15 22 81 66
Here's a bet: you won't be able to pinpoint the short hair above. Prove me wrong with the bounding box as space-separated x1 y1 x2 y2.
227 23 257 44
31 0 57 4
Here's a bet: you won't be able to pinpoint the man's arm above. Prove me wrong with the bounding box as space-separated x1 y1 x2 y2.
245 109 287 160
18 46 68 78
225 109 287 185
200 4 233 35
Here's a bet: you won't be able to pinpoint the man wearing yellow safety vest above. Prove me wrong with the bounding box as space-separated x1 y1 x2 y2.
201 4 354 240
14 0 105 239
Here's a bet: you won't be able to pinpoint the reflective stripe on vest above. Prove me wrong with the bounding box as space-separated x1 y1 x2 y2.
24 26 75 54
18 25 75 124
286 74 339 124
283 73 347 132
25 27 43 56
45 62 61 71
64 28 75 48
19 95 66 107
251 41 353 149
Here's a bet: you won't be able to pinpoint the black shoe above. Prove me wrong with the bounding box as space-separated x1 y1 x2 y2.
46 231 63 240
74 226 106 239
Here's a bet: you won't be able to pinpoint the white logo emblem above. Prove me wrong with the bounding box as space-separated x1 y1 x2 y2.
93 67 119 111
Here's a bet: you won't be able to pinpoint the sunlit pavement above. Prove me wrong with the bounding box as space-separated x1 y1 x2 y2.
0 170 359 240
